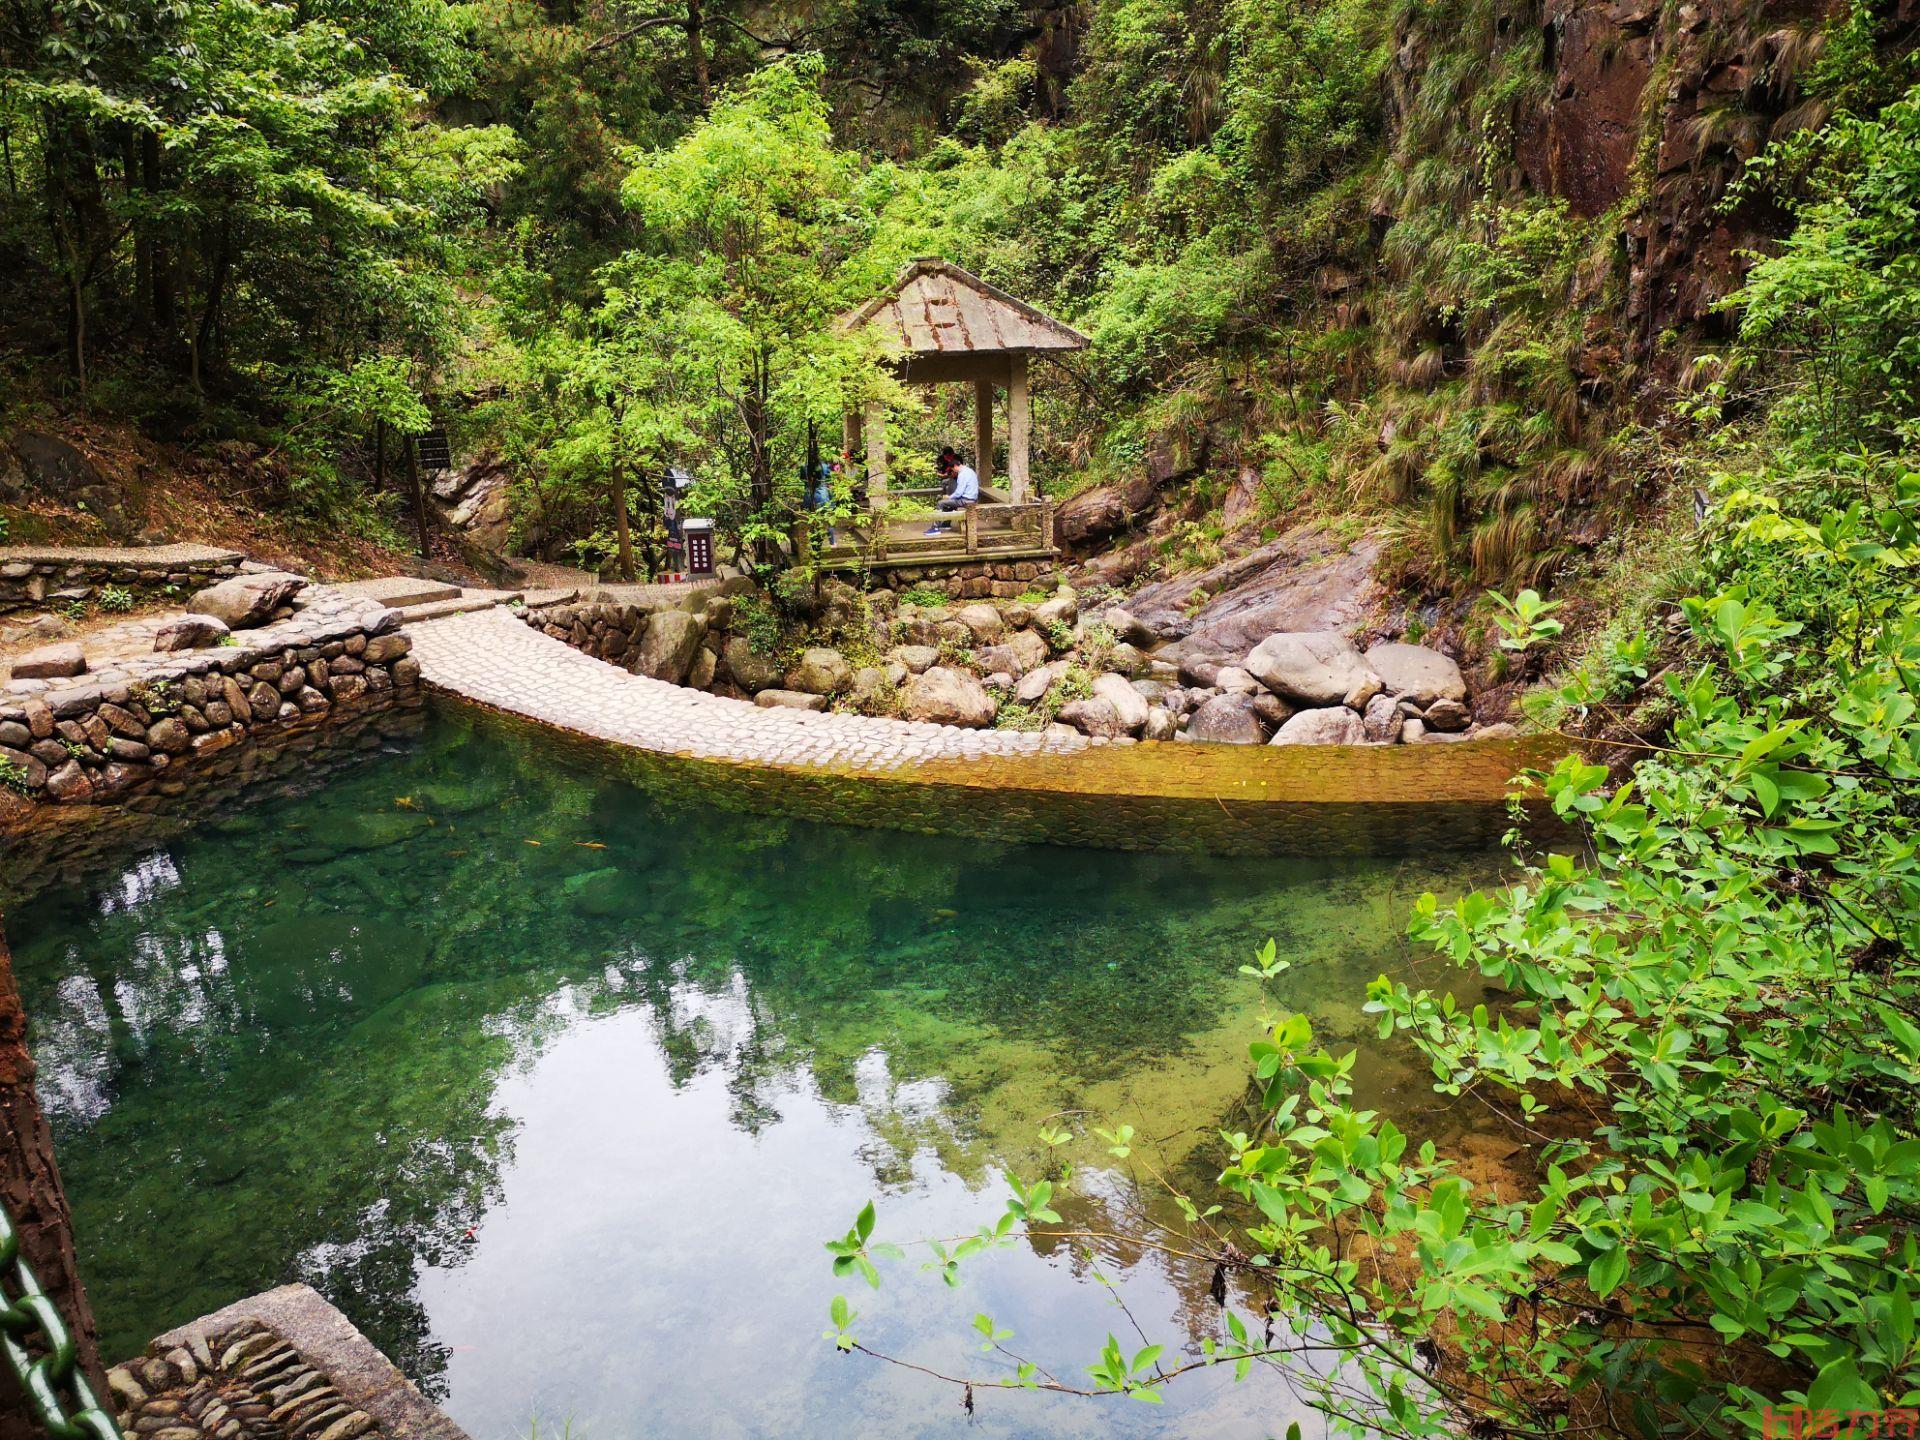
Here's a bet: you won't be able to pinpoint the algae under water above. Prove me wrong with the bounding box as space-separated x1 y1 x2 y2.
5 704 1501 1438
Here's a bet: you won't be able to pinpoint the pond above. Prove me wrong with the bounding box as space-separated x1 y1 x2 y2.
4 703 1500 1439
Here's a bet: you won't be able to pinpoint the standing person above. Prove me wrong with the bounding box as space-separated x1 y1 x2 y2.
926 446 979 535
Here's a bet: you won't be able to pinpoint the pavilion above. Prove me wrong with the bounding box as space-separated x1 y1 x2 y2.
839 258 1089 509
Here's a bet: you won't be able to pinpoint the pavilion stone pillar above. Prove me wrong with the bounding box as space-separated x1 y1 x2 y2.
1007 353 1031 504
974 376 994 490
864 399 888 510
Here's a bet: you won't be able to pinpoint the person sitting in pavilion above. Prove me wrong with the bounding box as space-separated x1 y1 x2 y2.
925 446 979 535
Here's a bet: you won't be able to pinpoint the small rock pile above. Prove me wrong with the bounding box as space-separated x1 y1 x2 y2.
528 576 1514 746
107 1319 382 1440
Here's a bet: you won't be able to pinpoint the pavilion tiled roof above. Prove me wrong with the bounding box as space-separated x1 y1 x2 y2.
842 258 1090 357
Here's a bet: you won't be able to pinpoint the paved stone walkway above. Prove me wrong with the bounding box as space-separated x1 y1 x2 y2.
408 606 1092 772
0 542 243 566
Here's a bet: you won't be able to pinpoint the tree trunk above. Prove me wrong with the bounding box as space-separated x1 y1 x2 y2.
0 931 109 1440
142 132 173 333
403 434 430 559
687 0 711 104
610 457 635 581
191 220 232 393
373 419 387 492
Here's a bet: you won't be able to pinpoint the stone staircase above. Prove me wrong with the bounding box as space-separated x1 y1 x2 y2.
331 576 528 624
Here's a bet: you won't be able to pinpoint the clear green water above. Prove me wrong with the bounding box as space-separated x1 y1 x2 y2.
6 705 1494 1439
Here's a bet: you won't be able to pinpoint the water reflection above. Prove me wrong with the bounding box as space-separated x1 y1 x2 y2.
5 705 1496 1438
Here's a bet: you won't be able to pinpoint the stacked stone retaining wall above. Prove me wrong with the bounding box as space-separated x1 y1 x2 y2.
0 587 420 811
0 543 245 616
874 558 1057 599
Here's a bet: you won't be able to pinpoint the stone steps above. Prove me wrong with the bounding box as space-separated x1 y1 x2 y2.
393 589 522 624
333 576 465 609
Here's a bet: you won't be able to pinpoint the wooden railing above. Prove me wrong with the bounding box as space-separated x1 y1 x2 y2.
800 500 1057 569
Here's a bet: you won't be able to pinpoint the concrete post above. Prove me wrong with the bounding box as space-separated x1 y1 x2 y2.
1007 354 1031 504
864 400 887 510
974 377 994 490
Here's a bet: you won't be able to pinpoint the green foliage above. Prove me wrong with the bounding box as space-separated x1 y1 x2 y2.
95 585 134 613
1486 586 1564 652
0 755 29 794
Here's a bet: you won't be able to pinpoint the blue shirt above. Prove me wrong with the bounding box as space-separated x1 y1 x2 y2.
950 464 979 502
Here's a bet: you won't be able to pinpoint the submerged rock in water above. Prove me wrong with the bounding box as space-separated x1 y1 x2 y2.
564 867 645 918
297 809 434 854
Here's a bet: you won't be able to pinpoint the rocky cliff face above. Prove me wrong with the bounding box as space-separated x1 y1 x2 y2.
1490 0 1918 355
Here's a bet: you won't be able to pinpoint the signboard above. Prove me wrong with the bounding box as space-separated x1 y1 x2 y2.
683 518 715 577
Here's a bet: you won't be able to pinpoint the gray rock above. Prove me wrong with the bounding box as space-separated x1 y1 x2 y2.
1102 606 1156 646
1424 697 1471 732
753 689 827 711
1015 660 1064 704
890 645 940 675
1473 721 1520 740
11 643 85 680
1215 666 1258 694
1251 691 1294 732
187 572 308 629
724 636 783 692
153 615 232 652
1106 641 1147 676
902 667 996 728
955 603 1005 645
1005 629 1050 672
631 609 707 684
687 647 718 691
1185 693 1264 744
1362 692 1401 743
1032 586 1078 630
0 721 28 749
1176 649 1237 687
1057 697 1124 738
1271 706 1367 745
1244 631 1379 707
849 667 896 711
146 717 191 754
973 643 1029 678
787 647 852 696
1142 706 1178 741
1364 642 1467 707
1400 717 1427 744
1092 672 1150 734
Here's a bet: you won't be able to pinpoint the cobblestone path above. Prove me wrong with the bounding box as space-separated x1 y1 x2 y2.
406 606 1092 773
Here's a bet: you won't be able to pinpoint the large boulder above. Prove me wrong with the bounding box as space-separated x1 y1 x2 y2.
1091 672 1150 734
902 667 996 728
849 667 897 713
1135 523 1381 659
1014 660 1065 704
889 645 940 675
1424 697 1471 732
1057 697 1125 738
1362 692 1402 743
1184 693 1264 744
631 609 707 684
974 643 1030 679
786 647 852 696
153 615 231 652
1005 629 1051 673
187 572 308 629
1244 631 1379 708
1270 707 1367 746
1032 587 1079 631
723 636 782 693
1142 707 1179 741
955 603 1005 645
10 643 85 680
754 689 827 712
1100 606 1157 646
1364 642 1467 707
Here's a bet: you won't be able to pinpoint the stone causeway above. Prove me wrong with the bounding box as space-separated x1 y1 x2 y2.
407 604 1094 772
